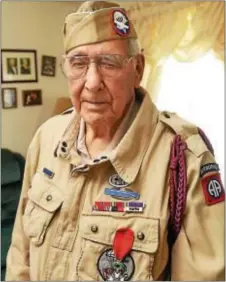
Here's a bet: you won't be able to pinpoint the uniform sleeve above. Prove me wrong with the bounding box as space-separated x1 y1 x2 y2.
171 150 225 280
5 132 41 281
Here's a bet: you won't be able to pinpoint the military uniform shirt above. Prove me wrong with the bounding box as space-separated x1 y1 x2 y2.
6 87 224 281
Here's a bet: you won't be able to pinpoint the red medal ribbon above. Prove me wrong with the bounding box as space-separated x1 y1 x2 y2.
113 228 134 261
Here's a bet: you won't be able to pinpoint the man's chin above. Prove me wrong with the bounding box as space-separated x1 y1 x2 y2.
82 113 107 126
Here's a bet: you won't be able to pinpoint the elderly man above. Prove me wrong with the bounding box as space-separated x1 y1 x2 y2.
6 1 224 281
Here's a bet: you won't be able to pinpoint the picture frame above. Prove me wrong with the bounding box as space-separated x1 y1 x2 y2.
41 55 56 77
22 89 42 107
1 49 38 83
2 88 17 109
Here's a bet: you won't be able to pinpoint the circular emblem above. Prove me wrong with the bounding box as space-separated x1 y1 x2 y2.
112 10 130 36
109 174 129 188
208 179 222 198
97 249 135 281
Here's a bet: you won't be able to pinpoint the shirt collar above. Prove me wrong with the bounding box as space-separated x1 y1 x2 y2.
76 96 139 162
108 87 159 184
55 109 81 165
55 87 159 183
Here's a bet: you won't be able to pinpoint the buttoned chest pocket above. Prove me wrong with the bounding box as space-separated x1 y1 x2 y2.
23 172 64 246
77 214 159 281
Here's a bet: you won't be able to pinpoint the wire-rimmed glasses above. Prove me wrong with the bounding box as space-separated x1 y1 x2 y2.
60 54 133 79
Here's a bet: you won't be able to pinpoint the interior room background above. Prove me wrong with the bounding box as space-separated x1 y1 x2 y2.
2 1 224 179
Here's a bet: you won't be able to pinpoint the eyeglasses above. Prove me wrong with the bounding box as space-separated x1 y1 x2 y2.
60 54 133 79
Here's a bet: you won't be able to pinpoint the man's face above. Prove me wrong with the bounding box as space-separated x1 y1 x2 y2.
67 40 142 126
9 58 16 67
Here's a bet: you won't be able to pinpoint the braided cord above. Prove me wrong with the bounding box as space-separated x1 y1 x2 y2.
169 135 187 242
164 135 188 280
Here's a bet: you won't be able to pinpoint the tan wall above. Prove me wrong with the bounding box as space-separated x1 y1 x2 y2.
1 1 82 157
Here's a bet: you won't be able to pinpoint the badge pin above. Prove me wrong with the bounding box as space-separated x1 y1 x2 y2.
112 10 130 36
105 187 140 200
43 167 54 178
109 174 129 188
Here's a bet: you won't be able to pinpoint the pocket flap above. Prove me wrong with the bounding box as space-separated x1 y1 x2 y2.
80 214 159 253
28 172 64 212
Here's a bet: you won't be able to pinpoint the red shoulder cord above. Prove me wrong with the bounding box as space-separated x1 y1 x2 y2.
166 130 212 279
169 128 213 242
169 134 187 243
164 134 188 280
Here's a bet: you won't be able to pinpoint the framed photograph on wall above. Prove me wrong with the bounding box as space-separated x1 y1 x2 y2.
1 49 38 83
22 89 42 106
41 55 56 77
2 88 17 109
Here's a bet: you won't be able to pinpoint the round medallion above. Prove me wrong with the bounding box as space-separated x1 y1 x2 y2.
97 249 135 281
109 174 129 188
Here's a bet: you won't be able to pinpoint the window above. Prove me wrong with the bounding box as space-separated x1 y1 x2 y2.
156 51 224 182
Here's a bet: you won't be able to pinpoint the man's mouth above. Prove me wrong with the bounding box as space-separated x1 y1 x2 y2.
82 101 109 110
83 101 107 104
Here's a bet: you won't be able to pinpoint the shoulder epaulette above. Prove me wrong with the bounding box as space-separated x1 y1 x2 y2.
160 111 197 138
61 107 74 115
160 111 210 157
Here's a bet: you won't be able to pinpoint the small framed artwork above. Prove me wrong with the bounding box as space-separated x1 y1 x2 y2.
22 89 42 107
1 49 38 83
41 55 56 77
2 88 17 109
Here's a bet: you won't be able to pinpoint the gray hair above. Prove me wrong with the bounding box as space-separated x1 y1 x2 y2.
127 38 142 57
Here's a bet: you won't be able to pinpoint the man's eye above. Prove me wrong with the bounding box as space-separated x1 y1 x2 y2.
69 58 88 68
71 61 87 68
101 60 119 69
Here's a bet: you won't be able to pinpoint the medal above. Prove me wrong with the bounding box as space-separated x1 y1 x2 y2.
97 228 135 281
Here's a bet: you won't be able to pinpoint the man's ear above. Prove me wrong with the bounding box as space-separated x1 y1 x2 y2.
134 54 145 88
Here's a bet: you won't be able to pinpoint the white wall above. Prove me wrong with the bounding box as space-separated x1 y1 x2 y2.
2 1 82 157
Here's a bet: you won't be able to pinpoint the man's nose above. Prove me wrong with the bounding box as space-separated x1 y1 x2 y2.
84 63 104 92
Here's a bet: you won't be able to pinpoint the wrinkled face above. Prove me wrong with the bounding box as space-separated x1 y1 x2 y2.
66 40 143 127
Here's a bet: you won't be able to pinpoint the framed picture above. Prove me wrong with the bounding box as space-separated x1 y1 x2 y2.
41 55 56 77
2 88 17 109
1 49 38 83
22 89 42 107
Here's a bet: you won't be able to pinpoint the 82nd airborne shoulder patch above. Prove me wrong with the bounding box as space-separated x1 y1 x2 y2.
201 173 225 205
200 163 219 178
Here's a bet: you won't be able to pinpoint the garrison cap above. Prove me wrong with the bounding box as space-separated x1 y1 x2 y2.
63 1 137 53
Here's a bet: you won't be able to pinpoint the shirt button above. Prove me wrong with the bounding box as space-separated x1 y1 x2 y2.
62 141 68 147
100 156 108 160
91 225 98 233
163 112 170 119
46 195 52 202
137 232 145 240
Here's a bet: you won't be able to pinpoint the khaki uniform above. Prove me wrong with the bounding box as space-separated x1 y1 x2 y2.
6 89 224 281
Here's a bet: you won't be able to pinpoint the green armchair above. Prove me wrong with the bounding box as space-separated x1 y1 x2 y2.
1 148 25 281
